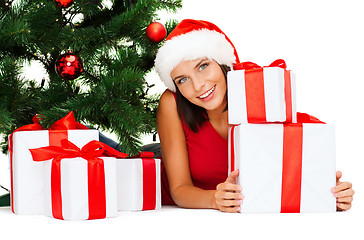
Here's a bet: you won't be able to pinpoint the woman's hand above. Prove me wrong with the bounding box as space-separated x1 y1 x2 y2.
215 169 243 213
332 171 354 211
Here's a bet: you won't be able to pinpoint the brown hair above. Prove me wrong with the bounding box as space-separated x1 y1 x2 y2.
175 64 231 132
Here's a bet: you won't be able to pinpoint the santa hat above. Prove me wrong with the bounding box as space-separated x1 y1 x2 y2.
154 19 240 92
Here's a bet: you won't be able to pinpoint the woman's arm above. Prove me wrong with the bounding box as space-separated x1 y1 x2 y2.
157 90 216 209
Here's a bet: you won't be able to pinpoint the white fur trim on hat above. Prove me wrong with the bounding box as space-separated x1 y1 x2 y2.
154 29 236 92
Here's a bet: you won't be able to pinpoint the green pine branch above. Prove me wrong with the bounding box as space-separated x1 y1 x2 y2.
0 0 182 154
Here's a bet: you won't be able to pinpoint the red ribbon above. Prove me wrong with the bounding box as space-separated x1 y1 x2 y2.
281 124 303 213
245 67 267 122
229 125 237 173
8 111 88 213
234 59 287 71
131 151 157 210
281 113 325 212
229 113 325 212
142 158 157 210
29 139 128 220
234 59 292 123
284 70 293 122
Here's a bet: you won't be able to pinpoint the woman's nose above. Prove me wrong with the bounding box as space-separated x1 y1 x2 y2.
191 75 206 91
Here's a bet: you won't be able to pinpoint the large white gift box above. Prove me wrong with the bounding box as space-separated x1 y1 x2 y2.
228 62 297 124
10 129 99 215
116 158 161 211
228 123 336 213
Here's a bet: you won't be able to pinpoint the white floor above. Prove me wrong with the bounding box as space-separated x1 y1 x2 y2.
0 205 361 240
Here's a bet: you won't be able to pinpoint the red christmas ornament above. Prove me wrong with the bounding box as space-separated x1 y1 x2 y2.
55 0 74 8
146 22 167 43
55 51 83 80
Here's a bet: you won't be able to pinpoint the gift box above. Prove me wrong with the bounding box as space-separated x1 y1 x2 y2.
228 59 297 124
9 112 99 215
228 123 336 213
42 157 117 220
116 155 161 211
29 140 126 220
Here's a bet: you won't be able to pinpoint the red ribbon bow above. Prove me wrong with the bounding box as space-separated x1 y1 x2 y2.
29 139 128 162
11 111 88 134
29 140 127 220
234 59 287 71
8 111 88 153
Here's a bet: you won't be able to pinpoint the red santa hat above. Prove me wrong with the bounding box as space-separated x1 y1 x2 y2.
154 19 240 92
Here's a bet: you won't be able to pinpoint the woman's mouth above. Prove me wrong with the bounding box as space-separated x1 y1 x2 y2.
198 85 216 100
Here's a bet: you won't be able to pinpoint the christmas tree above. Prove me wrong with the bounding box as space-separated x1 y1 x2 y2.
0 0 182 155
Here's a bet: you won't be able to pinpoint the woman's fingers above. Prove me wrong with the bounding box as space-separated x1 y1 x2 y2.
337 196 353 203
336 188 355 199
225 169 239 184
222 192 244 200
219 205 241 213
216 199 243 207
215 188 243 200
332 182 355 201
336 171 342 184
333 181 352 193
337 202 352 211
216 182 242 193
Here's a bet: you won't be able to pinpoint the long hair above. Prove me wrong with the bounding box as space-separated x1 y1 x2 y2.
175 64 231 132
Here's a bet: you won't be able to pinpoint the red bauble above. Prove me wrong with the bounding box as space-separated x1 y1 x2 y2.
146 22 167 43
55 0 74 8
55 51 83 80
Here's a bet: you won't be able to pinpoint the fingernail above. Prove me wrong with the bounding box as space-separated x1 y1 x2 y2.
237 186 242 191
333 193 338 198
331 187 336 193
235 207 241 212
239 194 244 199
237 200 243 204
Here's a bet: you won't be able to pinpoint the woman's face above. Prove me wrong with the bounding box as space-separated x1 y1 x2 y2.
170 58 227 111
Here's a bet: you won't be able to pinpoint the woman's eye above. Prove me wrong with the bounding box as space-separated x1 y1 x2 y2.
178 77 188 84
199 63 208 70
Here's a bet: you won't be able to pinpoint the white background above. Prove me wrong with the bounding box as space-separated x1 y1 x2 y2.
1 0 363 239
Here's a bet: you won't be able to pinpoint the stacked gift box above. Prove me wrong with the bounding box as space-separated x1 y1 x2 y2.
227 59 337 213
9 111 161 220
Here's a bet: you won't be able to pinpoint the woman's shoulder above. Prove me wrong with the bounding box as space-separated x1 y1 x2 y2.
160 89 176 101
158 89 177 110
157 89 189 134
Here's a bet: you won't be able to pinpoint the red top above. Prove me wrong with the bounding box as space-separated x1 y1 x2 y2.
180 119 228 190
161 97 228 205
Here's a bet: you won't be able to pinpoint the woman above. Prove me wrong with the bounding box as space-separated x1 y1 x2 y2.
155 19 354 212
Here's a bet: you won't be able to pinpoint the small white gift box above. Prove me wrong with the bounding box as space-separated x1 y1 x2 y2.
228 61 297 124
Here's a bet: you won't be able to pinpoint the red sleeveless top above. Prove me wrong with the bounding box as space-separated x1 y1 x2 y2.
161 96 229 205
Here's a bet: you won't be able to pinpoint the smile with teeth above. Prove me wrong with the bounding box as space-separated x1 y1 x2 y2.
198 85 216 99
